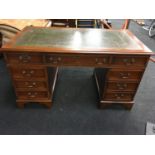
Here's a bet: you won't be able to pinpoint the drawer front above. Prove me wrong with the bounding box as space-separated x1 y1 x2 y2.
107 70 143 81
45 54 110 66
106 82 138 91
16 91 49 99
112 55 148 67
5 53 43 64
10 67 46 79
104 92 134 101
14 80 47 89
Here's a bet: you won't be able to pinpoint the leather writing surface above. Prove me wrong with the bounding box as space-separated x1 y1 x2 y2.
13 27 142 50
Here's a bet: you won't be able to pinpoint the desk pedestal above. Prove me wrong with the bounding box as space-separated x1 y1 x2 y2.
94 67 145 110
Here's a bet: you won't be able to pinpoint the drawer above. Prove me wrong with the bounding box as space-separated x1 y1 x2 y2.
5 53 43 64
10 67 47 79
106 82 138 91
112 55 148 67
14 80 47 89
107 69 143 81
45 54 110 67
16 91 49 100
104 92 134 101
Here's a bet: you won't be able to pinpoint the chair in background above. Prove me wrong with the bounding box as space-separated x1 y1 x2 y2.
121 19 130 29
0 24 20 45
0 24 20 57
0 32 2 57
51 19 69 27
99 19 130 29
76 19 96 28
0 32 2 47
51 19 76 27
98 19 112 29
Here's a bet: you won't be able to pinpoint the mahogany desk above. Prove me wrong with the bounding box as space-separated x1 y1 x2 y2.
0 27 152 109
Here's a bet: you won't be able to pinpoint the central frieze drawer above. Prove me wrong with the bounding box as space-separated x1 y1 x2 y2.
107 69 143 81
5 53 43 64
45 54 110 66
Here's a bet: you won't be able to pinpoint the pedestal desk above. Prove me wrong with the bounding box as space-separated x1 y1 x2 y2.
0 27 152 109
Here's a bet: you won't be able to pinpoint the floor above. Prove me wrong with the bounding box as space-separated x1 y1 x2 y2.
0 20 155 135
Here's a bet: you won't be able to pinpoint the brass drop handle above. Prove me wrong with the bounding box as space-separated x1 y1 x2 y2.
31 82 36 87
95 58 107 65
120 72 130 79
49 57 53 61
116 83 127 90
27 92 38 98
49 56 61 64
22 70 34 77
25 82 37 88
123 58 135 65
115 93 124 99
19 54 31 63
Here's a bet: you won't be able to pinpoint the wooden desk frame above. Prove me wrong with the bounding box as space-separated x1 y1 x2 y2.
1 27 153 109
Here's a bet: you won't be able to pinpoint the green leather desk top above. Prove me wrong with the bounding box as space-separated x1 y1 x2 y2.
14 27 141 49
1 27 152 54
